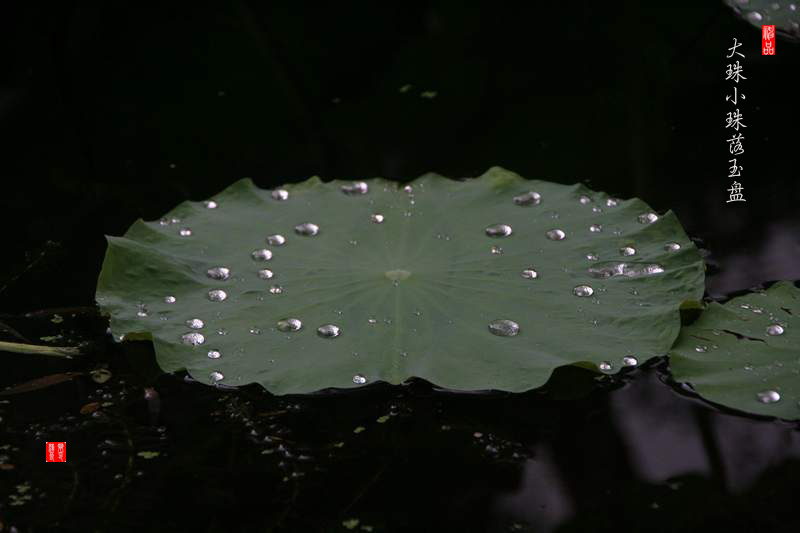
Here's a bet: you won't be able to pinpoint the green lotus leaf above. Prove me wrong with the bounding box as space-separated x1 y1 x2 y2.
670 281 799 419
95 167 704 394
725 0 800 41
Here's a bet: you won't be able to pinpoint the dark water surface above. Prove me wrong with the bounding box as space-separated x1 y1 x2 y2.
1 2 799 532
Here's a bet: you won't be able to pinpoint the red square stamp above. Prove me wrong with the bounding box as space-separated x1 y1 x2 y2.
762 25 775 55
46 442 66 462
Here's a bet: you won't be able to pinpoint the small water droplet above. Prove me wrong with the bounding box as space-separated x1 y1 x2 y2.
164 295 176 304
251 248 273 261
546 229 566 241
159 217 170 226
592 206 603 214
217 328 228 335
249 327 261 335
204 200 218 209
513 191 541 206
488 319 520 337
317 324 341 338
208 289 227 302
209 371 224 383
269 285 283 294
622 355 638 367
136 304 148 317
179 228 193 237
664 242 681 252
272 189 289 201
485 223 513 237
767 324 785 336
606 198 619 207
367 317 377 325
207 266 231 280
573 285 594 297
186 318 204 329
521 268 538 279
370 213 384 223
294 222 319 236
746 10 763 22
257 269 274 280
341 181 368 195
695 345 708 353
586 253 598 261
744 363 754 371
620 246 636 256
403 184 413 193
756 390 780 403
598 361 613 372
589 224 603 233
490 245 503 255
353 374 367 385
579 195 592 205
266 234 286 246
277 318 302 332
638 212 659 224
207 349 221 359
181 332 205 346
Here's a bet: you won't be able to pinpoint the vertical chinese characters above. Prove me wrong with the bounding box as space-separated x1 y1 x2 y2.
725 38 746 203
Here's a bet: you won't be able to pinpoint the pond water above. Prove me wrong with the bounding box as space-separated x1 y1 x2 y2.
1 3 799 532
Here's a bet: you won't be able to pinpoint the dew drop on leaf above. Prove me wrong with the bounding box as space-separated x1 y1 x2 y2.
488 319 520 337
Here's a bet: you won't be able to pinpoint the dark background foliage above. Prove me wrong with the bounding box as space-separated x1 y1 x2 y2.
0 2 799 532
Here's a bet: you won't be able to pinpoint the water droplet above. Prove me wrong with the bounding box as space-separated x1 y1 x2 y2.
592 206 603 214
207 350 221 359
521 268 538 279
586 253 598 261
573 285 594 297
513 191 541 206
209 371 224 383
208 289 227 302
204 200 218 209
207 266 231 280
217 328 228 335
622 355 638 367
367 317 377 324
767 324 785 336
695 345 708 353
756 390 780 403
272 189 289 201
341 181 368 195
744 363 754 371
181 332 205 346
606 198 619 207
251 248 273 261
353 374 367 385
746 10 763 22
370 213 384 223
579 195 592 205
136 304 148 317
597 361 613 373
269 285 283 294
403 184 413 193
546 229 566 240
486 223 513 237
488 319 520 337
159 217 170 226
589 224 603 233
638 212 659 224
186 318 204 329
249 327 261 335
277 318 302 332
664 242 681 252
179 228 193 237
294 222 319 236
490 245 503 255
266 234 286 246
620 246 636 256
164 295 176 304
317 324 341 338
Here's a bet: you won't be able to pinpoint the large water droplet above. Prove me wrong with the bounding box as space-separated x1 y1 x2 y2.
638 212 659 224
269 285 283 294
317 324 341 338
546 229 566 240
486 224 512 237
579 195 592 205
766 324 785 336
186 318 204 329
622 355 638 367
756 390 780 403
490 245 503 255
353 374 367 385
294 222 320 236
521 268 538 279
341 181 368 195
181 332 205 345
272 189 289 201
589 224 603 233
204 200 218 209
209 371 224 383
266 234 286 246
620 246 636 256
257 269 274 280
179 228 193 237
164 295 176 304
488 319 520 337
588 262 664 279
251 248 273 261
573 285 594 297
370 213 385 223
606 198 619 207
513 191 541 206
208 289 228 302
207 349 221 359
746 10 763 22
695 345 708 353
277 318 302 332
207 266 231 280
598 361 613 372
664 242 681 252
403 184 413 193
